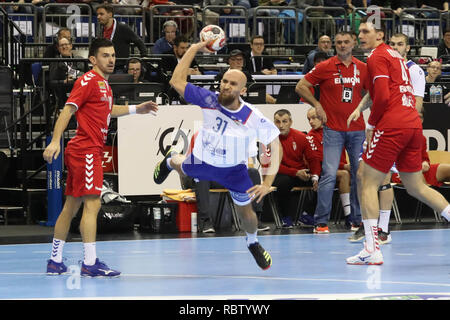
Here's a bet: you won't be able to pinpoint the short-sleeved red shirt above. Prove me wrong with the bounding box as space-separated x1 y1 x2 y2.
304 56 368 132
65 70 113 155
366 43 422 129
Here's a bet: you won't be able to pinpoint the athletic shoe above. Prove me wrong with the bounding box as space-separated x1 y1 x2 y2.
313 224 330 234
350 224 360 232
378 228 392 244
46 259 68 275
297 213 315 227
257 222 270 232
281 216 293 229
346 243 383 265
80 259 121 277
248 242 272 270
348 224 365 242
153 148 175 184
202 220 216 233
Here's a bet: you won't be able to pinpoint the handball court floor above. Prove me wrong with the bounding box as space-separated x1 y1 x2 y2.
1 219 450 301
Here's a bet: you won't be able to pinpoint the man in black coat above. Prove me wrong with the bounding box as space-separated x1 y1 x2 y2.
96 4 147 72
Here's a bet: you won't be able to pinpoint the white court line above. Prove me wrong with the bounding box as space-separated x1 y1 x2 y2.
396 253 415 256
0 272 449 289
0 251 16 254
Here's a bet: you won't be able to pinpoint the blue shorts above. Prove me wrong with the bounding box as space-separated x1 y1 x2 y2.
181 154 253 206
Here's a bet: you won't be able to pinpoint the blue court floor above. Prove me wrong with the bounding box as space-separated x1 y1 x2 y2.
1 228 450 300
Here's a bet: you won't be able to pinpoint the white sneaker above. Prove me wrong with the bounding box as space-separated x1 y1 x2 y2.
346 243 383 265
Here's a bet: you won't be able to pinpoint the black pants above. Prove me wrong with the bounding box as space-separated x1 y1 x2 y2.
194 168 264 224
272 173 316 219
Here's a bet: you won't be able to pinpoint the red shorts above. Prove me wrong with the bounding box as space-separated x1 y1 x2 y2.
423 164 443 187
391 164 442 187
363 128 422 174
65 150 103 197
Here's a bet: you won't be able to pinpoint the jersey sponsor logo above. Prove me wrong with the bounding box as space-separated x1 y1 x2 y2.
386 48 403 59
334 77 361 85
98 81 106 91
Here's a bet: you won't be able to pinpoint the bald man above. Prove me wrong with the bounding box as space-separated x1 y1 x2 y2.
153 41 282 271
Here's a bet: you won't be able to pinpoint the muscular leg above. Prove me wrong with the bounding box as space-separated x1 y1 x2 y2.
378 173 393 234
53 195 83 241
436 164 450 183
79 195 101 244
235 203 258 234
400 171 449 214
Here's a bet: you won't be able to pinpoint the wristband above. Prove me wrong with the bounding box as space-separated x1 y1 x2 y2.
128 104 136 115
311 175 319 182
366 123 375 130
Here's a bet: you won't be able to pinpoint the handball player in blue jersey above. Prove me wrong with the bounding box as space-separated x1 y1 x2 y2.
153 41 282 270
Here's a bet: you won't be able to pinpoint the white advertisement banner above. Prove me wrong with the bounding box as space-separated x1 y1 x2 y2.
118 103 320 196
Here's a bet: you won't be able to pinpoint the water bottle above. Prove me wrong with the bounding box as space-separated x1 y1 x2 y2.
429 84 436 103
435 84 443 103
191 212 197 233
153 207 161 232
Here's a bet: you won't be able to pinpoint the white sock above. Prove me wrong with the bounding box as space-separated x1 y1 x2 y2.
83 242 97 266
363 219 379 252
441 205 450 221
50 238 65 263
340 193 351 216
246 231 258 246
166 157 173 170
378 210 391 233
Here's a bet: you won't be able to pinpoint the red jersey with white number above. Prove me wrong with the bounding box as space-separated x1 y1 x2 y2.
366 43 421 129
304 56 368 132
65 70 113 155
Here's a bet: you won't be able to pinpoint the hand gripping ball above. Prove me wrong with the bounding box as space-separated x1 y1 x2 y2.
199 25 226 52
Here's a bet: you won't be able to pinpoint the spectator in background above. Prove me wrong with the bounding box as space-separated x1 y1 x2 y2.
126 58 148 83
346 0 367 10
350 30 366 56
44 27 72 58
438 29 450 60
272 109 319 229
203 0 233 26
244 35 277 75
160 35 202 78
390 0 418 17
96 4 147 72
302 35 333 74
215 49 276 103
49 36 87 112
418 0 448 18
425 60 442 83
152 20 178 54
159 35 201 103
112 0 149 16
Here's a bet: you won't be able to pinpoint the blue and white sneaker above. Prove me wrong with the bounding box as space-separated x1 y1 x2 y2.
297 213 315 227
80 259 121 277
281 216 294 229
46 259 68 275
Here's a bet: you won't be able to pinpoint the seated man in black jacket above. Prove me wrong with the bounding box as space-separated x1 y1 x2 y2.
159 35 202 103
49 36 87 109
96 4 147 73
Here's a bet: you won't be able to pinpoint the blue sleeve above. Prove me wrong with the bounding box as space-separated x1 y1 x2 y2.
184 83 219 109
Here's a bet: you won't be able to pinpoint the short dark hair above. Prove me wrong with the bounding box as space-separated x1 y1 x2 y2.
274 109 291 119
96 3 114 15
88 38 114 57
444 29 450 36
173 35 189 47
314 51 329 64
128 58 142 65
251 35 264 44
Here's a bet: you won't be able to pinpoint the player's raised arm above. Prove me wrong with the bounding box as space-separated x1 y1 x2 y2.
169 42 208 99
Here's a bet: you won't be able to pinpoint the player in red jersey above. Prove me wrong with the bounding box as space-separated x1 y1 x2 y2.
44 38 158 276
346 17 450 265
